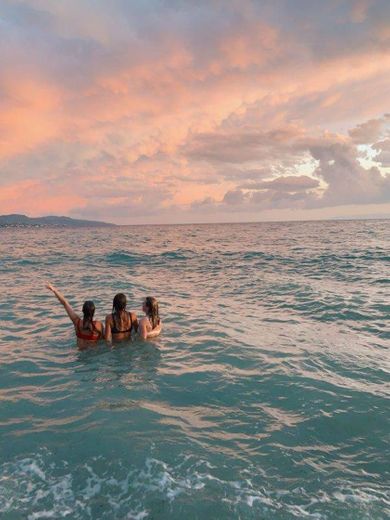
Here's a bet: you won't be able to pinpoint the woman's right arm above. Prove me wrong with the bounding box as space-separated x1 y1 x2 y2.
46 283 79 324
105 315 112 343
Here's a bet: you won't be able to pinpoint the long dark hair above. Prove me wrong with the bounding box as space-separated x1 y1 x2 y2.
82 300 96 332
112 293 127 330
145 296 159 329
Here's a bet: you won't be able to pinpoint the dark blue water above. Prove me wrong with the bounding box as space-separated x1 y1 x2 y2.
0 220 389 519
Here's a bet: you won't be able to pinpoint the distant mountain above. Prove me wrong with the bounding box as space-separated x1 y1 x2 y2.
0 214 116 227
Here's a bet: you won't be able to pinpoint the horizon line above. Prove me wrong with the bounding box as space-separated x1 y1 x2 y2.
2 213 389 227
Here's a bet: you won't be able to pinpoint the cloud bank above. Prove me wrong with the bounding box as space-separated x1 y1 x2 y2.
0 0 389 223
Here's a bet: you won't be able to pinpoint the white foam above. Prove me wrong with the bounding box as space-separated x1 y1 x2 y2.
1 450 388 519
126 512 148 520
28 511 56 519
21 460 46 481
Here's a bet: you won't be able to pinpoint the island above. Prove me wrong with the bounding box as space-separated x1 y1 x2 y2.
0 214 116 227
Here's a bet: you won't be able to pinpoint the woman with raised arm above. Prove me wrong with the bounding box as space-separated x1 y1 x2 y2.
105 293 138 343
139 296 162 340
46 284 103 349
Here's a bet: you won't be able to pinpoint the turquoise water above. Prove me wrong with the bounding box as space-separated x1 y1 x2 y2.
0 220 389 519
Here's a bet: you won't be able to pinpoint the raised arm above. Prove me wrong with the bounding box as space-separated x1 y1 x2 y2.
46 283 79 324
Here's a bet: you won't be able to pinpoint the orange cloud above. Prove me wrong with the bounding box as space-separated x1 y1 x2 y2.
0 75 63 159
0 0 389 222
0 180 84 216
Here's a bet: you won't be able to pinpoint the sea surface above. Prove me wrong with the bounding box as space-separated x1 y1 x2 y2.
0 220 389 519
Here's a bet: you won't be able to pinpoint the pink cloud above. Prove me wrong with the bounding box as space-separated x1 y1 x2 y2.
0 0 389 222
0 179 84 215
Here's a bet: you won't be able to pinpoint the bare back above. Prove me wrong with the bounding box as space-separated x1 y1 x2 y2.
105 311 138 342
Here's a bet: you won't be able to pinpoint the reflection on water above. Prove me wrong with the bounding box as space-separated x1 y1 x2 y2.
0 221 389 519
75 341 162 390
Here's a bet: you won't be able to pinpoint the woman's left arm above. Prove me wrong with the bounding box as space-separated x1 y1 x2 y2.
138 317 149 340
131 312 139 333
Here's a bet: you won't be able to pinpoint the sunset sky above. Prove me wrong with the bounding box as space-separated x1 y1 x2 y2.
0 0 389 224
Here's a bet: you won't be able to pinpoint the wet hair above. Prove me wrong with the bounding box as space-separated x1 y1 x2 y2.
82 300 96 332
144 296 159 329
112 293 127 331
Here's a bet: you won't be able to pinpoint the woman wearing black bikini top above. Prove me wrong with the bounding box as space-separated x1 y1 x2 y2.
105 293 138 343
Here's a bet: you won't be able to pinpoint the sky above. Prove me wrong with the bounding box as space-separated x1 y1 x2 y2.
0 0 389 224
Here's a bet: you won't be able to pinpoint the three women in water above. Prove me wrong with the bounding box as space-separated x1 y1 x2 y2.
46 284 161 349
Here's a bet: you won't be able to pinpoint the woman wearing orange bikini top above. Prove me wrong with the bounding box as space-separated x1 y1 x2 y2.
46 284 103 349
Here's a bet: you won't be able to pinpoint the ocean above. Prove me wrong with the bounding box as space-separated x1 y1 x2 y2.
0 220 389 519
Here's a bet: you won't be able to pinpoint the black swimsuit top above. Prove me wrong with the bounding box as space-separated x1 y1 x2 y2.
111 312 132 334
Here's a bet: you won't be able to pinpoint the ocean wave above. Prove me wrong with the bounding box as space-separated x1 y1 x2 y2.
105 248 196 266
1 450 388 520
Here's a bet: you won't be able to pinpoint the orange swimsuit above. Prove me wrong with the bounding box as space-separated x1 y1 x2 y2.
76 319 102 341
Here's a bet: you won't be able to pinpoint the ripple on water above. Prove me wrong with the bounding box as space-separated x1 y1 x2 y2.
0 221 389 519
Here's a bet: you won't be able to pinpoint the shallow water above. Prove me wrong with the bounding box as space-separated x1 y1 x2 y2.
0 220 389 519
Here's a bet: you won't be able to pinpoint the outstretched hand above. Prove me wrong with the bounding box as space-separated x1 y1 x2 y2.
45 284 78 323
